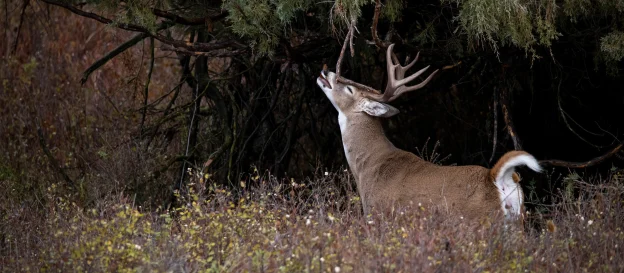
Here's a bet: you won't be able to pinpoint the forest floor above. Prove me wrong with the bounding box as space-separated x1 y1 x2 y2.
2 169 624 272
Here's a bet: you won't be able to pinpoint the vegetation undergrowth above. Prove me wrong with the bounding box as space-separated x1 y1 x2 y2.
2 167 623 272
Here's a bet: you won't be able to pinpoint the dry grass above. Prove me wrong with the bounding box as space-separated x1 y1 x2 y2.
2 167 623 272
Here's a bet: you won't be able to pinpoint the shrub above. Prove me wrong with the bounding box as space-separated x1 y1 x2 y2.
3 167 624 272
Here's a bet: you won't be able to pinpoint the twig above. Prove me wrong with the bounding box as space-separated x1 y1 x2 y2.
335 21 353 79
349 26 355 57
556 80 602 149
161 47 248 57
540 142 623 168
371 0 388 49
81 32 149 84
36 120 75 189
140 37 155 137
334 19 381 93
441 61 462 70
489 92 498 163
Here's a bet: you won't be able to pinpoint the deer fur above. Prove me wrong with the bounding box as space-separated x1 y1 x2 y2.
316 63 542 221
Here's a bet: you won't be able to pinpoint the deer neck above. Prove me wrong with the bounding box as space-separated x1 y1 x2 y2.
338 111 396 177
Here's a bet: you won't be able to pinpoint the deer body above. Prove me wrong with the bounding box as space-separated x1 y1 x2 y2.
317 45 542 221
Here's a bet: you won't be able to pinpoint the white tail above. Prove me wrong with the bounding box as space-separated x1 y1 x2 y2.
491 152 542 217
316 44 542 221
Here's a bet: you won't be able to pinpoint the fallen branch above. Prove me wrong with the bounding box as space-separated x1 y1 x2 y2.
540 142 623 168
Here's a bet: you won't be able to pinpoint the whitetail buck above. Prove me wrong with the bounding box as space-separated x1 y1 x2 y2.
316 44 542 221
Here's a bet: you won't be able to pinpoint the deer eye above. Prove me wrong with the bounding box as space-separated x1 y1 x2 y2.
346 86 353 94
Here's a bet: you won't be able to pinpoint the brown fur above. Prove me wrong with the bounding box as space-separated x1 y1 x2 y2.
343 113 506 220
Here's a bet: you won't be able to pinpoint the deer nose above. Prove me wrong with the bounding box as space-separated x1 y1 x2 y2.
319 70 331 89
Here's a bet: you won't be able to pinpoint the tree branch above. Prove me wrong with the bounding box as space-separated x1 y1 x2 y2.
371 0 388 49
333 19 383 93
41 0 245 52
335 19 354 79
540 142 623 168
151 8 227 26
161 47 248 57
81 32 149 84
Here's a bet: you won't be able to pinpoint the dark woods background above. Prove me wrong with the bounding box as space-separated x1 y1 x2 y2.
1 0 623 209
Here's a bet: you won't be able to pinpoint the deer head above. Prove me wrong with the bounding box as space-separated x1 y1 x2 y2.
317 44 438 120
316 43 542 222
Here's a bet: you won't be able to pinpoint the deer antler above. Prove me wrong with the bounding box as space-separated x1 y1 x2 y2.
365 44 439 102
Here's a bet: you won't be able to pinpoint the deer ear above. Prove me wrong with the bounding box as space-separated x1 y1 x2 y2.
359 99 400 117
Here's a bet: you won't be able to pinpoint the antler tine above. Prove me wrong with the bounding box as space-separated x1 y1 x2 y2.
382 44 400 100
386 68 439 102
367 43 437 102
395 65 431 87
401 51 420 76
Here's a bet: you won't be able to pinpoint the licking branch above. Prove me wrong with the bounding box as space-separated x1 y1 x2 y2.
371 0 389 49
333 19 383 93
334 20 354 79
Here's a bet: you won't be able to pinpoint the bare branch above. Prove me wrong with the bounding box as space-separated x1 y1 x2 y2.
335 21 353 79
540 142 623 168
161 47 248 57
371 0 388 49
557 80 602 149
81 32 149 84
